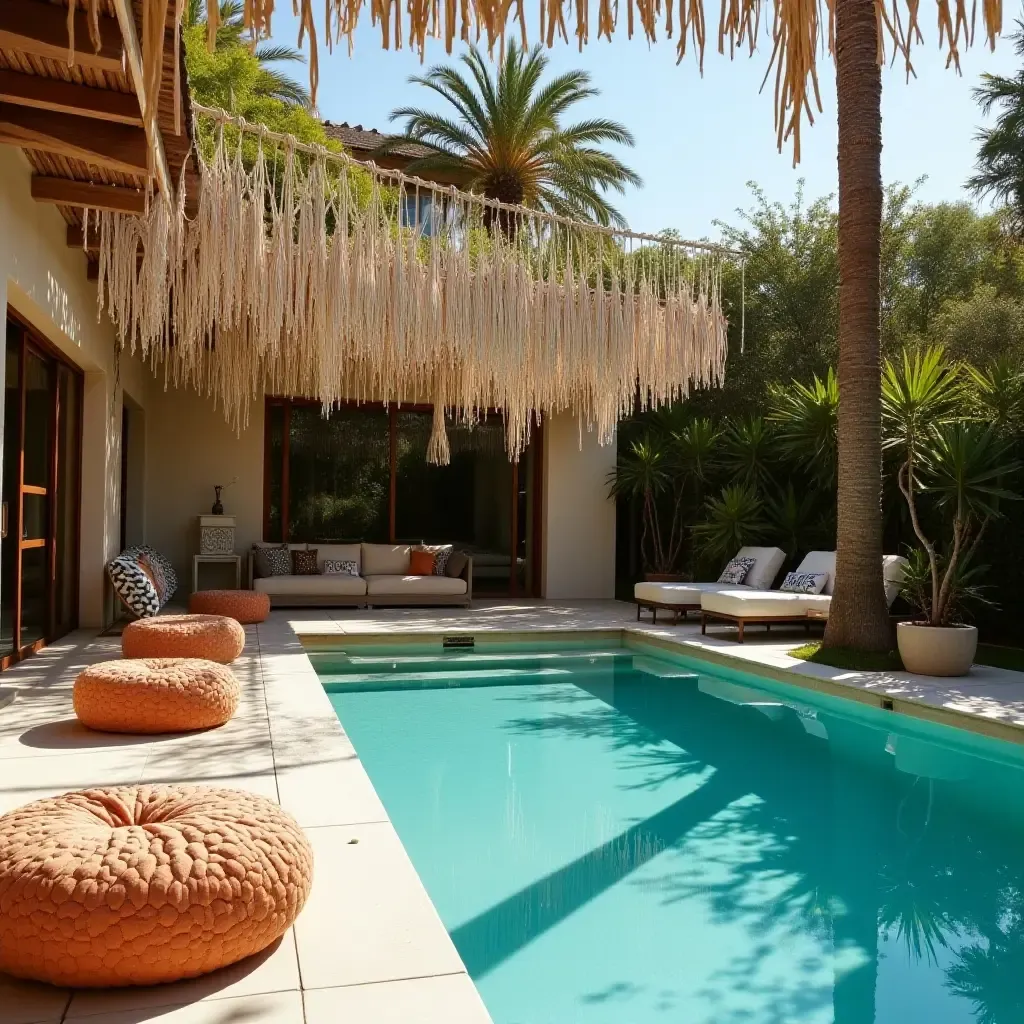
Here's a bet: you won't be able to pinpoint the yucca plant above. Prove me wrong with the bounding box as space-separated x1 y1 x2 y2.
768 368 840 487
719 416 777 491
694 484 768 562
883 346 1021 626
607 436 676 575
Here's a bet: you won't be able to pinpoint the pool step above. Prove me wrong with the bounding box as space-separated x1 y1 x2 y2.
315 649 631 676
321 664 618 692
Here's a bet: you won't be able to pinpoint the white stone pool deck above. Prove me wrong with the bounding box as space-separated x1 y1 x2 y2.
2 599 1024 1023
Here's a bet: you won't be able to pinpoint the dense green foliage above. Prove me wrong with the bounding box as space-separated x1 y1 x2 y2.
614 184 1024 641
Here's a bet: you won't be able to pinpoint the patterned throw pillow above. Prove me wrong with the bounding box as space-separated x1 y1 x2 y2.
107 555 160 618
780 571 829 594
254 544 290 578
717 556 757 586
137 552 168 605
292 548 319 576
414 544 453 576
323 559 360 576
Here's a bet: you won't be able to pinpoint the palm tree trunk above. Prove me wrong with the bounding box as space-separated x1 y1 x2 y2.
822 0 892 652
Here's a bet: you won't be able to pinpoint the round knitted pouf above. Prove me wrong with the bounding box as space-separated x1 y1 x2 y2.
122 614 245 664
73 659 240 734
188 590 270 625
0 785 314 987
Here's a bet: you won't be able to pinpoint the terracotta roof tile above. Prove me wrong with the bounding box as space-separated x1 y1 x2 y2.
322 121 431 161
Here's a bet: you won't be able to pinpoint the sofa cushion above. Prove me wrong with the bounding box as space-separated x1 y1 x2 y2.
409 549 436 575
361 544 411 575
365 575 468 597
254 574 367 597
316 544 361 573
701 589 831 618
734 546 786 590
445 550 469 579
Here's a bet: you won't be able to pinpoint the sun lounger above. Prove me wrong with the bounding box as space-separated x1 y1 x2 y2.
634 546 786 623
699 552 909 641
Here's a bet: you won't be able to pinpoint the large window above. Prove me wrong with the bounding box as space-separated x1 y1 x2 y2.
264 399 542 595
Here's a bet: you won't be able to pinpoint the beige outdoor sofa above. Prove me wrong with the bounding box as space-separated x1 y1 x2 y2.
634 546 787 623
700 551 908 642
249 543 473 608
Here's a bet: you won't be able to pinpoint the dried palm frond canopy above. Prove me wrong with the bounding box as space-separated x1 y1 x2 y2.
89 0 1002 166
92 106 734 462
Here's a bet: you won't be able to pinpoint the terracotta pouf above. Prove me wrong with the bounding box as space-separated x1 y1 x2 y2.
122 614 245 664
0 785 313 987
188 589 270 625
74 659 240 734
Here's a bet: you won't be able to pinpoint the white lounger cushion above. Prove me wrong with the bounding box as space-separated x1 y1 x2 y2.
883 555 909 606
254 573 367 597
365 575 468 596
634 581 747 606
701 589 832 618
736 546 787 590
793 551 837 594
633 546 786 607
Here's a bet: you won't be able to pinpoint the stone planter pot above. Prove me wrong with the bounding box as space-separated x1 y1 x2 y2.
897 622 978 677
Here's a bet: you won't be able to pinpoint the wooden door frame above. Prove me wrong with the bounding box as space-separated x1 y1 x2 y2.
1 310 84 670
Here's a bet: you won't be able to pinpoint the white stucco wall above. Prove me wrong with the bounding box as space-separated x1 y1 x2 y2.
542 413 617 599
0 144 145 628
143 383 264 592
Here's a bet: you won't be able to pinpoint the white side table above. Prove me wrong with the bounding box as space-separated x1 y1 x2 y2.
193 554 242 592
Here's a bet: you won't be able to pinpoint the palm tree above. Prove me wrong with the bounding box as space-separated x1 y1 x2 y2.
381 40 641 228
968 21 1024 227
184 0 311 108
821 0 893 651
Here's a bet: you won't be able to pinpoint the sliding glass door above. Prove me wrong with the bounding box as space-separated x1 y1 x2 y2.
264 399 543 596
0 316 82 665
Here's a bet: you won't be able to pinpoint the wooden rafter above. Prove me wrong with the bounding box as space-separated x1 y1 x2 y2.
33 177 146 214
0 103 149 176
0 70 142 126
109 0 172 197
0 0 124 74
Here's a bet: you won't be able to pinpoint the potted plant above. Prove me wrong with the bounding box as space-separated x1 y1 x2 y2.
883 347 1020 676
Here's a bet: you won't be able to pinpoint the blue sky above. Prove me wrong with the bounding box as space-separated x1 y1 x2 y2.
262 11 1019 239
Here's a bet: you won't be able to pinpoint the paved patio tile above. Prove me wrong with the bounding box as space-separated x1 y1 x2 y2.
0 748 149 814
303 973 492 1023
294 822 466 989
65 990 304 1023
65 933 300 1020
0 974 69 1024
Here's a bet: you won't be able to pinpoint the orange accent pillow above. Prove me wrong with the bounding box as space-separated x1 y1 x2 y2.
409 550 435 576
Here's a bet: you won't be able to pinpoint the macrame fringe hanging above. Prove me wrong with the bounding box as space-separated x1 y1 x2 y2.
93 104 738 462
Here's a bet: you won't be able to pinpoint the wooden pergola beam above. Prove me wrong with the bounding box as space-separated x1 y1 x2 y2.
34 177 145 215
0 70 142 126
109 0 172 198
0 0 124 74
0 103 149 176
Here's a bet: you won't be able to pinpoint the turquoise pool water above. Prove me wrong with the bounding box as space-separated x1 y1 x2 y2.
318 642 1024 1024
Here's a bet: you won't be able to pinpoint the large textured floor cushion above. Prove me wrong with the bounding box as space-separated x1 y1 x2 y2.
188 589 270 624
74 659 240 733
0 785 313 987
122 614 245 664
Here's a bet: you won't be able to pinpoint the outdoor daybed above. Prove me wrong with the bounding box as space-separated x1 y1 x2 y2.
700 551 908 641
250 542 473 608
634 546 787 623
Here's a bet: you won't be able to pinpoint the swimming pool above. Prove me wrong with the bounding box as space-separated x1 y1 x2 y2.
316 639 1024 1024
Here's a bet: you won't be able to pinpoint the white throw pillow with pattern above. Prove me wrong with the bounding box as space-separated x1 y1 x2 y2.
717 556 757 586
780 571 829 594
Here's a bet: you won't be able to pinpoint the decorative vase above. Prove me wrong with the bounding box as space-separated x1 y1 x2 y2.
212 486 224 515
896 622 978 677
